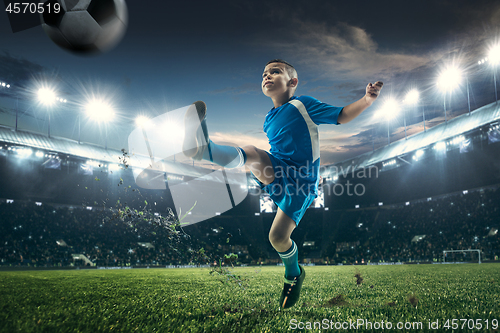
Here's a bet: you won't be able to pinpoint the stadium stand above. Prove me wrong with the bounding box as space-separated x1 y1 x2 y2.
1 186 498 267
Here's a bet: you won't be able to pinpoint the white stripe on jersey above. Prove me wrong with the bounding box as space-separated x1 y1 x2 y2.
289 99 320 162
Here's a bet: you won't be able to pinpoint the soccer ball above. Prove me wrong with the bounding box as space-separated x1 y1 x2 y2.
40 0 128 54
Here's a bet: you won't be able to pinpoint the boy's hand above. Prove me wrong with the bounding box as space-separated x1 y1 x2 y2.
365 81 383 105
338 81 384 124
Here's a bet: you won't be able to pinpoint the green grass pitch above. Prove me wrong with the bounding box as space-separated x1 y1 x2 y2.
1 264 499 332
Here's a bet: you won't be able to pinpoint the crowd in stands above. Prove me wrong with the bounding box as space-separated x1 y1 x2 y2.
0 187 499 267
333 188 500 264
0 203 209 267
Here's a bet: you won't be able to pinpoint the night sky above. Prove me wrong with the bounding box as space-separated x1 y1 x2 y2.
1 0 500 165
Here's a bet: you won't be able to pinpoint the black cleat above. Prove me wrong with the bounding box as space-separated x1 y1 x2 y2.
279 265 305 309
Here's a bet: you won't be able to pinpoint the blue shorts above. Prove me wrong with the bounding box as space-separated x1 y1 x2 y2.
253 152 318 225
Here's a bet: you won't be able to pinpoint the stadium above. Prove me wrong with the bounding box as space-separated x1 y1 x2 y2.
1 76 500 331
1 93 499 267
2 1 500 332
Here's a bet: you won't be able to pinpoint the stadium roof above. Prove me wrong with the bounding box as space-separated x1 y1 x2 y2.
0 125 228 181
4 101 499 182
321 101 500 177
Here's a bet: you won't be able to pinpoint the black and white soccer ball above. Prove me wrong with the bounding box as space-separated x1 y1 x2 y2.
40 0 128 54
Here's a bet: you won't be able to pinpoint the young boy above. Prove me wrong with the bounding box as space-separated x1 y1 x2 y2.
183 59 383 308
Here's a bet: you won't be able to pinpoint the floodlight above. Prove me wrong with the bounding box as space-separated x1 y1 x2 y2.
404 89 419 104
86 160 100 167
434 141 446 150
379 99 400 120
1 82 5 87
108 163 120 172
18 148 33 157
85 99 114 122
488 44 500 65
135 115 152 128
437 66 462 92
37 88 56 106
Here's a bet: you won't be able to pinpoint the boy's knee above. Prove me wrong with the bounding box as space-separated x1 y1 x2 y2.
241 145 257 159
242 146 274 185
268 230 289 248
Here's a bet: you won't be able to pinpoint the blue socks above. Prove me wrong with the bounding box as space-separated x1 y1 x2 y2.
202 140 247 168
278 240 300 280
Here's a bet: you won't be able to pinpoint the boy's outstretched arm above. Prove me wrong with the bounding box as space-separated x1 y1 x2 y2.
337 81 383 124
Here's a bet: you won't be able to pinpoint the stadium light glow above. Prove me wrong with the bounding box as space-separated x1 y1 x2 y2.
108 163 120 172
17 148 33 157
135 115 152 129
86 160 100 167
437 65 463 123
382 159 396 167
413 149 425 161
379 99 400 120
378 99 400 145
404 89 419 104
37 86 59 138
488 44 500 65
85 99 115 122
437 66 462 92
37 88 57 106
85 98 115 149
434 141 446 151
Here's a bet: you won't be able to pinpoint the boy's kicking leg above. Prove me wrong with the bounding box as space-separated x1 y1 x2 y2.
183 104 304 308
202 143 306 309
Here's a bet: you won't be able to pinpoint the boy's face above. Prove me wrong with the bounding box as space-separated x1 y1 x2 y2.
262 62 296 98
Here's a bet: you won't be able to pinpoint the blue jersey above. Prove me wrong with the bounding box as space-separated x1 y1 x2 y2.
258 95 343 223
263 95 343 183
